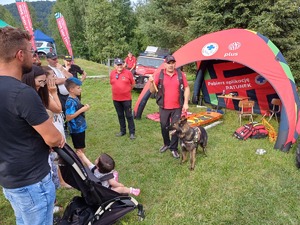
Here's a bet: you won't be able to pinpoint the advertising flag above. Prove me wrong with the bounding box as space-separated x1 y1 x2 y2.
55 12 73 57
15 0 37 51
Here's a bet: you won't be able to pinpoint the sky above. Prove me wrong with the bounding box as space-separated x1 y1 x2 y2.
1 0 56 5
0 0 137 6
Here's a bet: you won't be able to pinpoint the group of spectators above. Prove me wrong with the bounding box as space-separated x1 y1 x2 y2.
0 26 90 224
0 26 190 225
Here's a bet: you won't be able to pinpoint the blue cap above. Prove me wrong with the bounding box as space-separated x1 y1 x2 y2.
114 58 124 65
67 77 82 86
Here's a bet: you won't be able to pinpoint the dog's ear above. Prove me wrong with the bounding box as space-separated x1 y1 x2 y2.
179 116 187 125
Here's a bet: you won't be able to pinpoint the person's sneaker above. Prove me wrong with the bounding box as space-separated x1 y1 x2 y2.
171 150 180 159
130 134 136 140
130 187 140 196
115 132 126 137
159 145 169 153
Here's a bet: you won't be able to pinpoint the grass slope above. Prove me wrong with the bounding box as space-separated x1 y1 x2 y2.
1 62 300 225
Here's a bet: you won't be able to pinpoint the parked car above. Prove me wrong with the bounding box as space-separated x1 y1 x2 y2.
134 46 170 90
35 41 54 57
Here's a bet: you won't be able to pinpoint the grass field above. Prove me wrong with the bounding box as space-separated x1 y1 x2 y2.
1 61 300 225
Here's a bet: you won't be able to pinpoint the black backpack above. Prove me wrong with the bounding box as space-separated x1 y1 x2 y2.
58 196 95 225
156 69 184 108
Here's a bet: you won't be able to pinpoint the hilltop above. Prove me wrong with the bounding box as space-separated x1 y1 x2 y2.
4 1 54 33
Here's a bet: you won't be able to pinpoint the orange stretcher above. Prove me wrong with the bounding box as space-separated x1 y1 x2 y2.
186 111 223 127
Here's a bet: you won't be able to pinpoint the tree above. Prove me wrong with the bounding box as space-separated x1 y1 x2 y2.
48 0 88 57
26 2 43 32
187 0 300 80
0 5 18 27
84 0 135 62
135 0 191 52
4 2 55 32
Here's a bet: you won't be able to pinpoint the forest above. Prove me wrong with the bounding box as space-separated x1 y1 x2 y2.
1 0 300 80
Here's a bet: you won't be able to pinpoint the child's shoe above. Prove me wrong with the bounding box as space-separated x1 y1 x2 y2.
130 187 140 196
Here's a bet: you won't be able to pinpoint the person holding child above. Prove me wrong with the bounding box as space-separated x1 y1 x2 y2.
65 77 90 152
77 150 140 196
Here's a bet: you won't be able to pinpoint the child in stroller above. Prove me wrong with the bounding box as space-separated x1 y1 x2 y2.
54 144 145 225
77 150 140 196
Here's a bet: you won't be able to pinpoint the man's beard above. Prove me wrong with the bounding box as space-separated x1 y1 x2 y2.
21 63 33 74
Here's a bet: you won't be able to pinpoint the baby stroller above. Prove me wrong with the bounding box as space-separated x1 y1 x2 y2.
54 143 145 225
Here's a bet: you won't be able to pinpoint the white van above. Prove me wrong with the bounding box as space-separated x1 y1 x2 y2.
35 41 55 56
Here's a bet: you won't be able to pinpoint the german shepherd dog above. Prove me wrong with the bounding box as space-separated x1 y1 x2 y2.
170 116 208 170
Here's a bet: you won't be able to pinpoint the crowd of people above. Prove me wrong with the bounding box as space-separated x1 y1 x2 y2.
0 26 189 224
0 27 65 225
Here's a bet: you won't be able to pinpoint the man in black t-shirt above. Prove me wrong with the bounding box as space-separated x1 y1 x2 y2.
0 27 65 225
63 55 87 82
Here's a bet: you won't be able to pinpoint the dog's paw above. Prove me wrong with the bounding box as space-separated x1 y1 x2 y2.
189 167 195 171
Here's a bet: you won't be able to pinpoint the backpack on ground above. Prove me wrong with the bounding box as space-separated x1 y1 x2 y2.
233 123 254 140
233 122 268 140
251 123 269 139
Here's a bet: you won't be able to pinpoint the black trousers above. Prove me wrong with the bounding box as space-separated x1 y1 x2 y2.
159 107 182 151
113 100 135 135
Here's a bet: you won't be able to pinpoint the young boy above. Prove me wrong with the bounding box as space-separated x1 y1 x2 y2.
65 77 90 152
77 150 140 196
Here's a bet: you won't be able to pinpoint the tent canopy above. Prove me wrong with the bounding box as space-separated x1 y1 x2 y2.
0 19 10 28
34 29 55 43
134 28 300 151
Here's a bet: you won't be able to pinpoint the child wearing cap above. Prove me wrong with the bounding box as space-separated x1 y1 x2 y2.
65 77 90 152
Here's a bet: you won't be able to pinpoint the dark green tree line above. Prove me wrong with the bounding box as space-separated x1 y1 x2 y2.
186 0 300 79
3 0 300 79
48 0 88 58
0 5 19 27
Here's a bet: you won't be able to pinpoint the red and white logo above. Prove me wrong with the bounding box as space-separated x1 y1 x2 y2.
228 42 241 51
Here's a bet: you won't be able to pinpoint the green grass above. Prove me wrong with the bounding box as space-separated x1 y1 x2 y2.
1 68 300 225
40 58 113 76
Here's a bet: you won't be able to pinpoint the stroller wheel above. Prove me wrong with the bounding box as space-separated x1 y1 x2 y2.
137 204 145 221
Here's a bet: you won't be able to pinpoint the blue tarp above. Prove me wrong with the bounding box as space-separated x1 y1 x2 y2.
34 29 55 43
